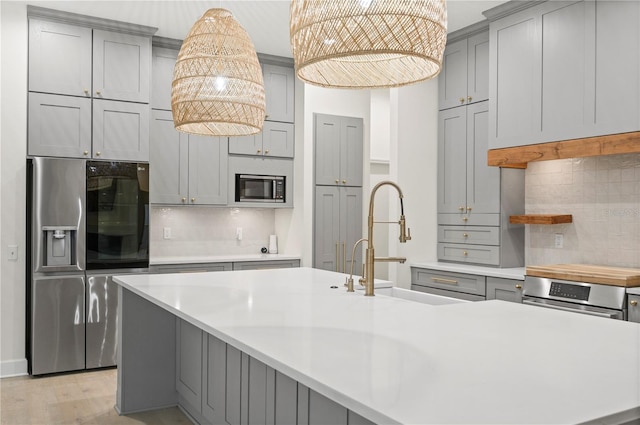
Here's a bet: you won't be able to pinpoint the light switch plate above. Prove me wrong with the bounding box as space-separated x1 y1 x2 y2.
163 227 171 240
7 245 18 261
554 233 563 248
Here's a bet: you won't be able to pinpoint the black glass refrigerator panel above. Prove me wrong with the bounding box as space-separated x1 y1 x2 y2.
86 161 149 269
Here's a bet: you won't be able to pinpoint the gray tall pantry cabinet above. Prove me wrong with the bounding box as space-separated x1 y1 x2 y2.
314 114 364 274
27 7 154 162
436 25 524 267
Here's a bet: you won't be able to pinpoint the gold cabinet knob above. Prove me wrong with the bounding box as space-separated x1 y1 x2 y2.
463 251 468 256
467 96 473 102
84 89 89 95
191 197 196 203
95 151 101 157
342 180 346 184
335 179 339 184
459 97 465 104
515 284 523 289
462 217 468 222
95 90 101 96
466 206 472 211
257 149 261 154
83 150 89 156
181 197 187 203
264 149 269 154
463 233 469 238
631 300 638 306
458 206 465 211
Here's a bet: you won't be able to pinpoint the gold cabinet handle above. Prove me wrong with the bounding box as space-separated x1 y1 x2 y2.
463 251 468 256
95 90 101 96
83 150 89 156
264 149 269 154
257 149 261 154
467 96 472 102
342 180 346 184
466 206 472 211
181 197 187 203
631 300 638 306
342 242 346 273
459 97 465 104
335 179 339 184
458 206 465 211
515 284 523 289
463 233 469 238
95 151 101 157
84 89 89 95
432 277 458 285
335 242 339 272
191 197 196 203
462 217 468 222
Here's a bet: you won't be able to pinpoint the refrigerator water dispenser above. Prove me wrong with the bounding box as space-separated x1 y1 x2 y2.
44 226 75 266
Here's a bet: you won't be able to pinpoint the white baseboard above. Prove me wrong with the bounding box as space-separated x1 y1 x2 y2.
1 358 28 378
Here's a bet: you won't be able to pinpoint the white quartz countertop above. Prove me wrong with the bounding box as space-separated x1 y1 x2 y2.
150 253 301 265
411 261 526 280
113 267 640 424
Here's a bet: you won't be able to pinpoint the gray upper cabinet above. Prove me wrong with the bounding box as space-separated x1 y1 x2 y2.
262 63 295 123
488 0 640 149
438 101 498 215
151 45 179 110
314 114 363 187
150 109 227 205
438 30 489 110
229 121 294 158
27 10 155 160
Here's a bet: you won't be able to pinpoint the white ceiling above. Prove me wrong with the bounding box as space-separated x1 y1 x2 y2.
25 1 508 58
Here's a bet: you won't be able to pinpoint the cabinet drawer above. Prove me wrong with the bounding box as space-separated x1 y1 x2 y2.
150 263 233 273
232 260 300 271
438 225 499 245
411 284 485 302
437 243 500 266
438 213 500 226
411 267 486 296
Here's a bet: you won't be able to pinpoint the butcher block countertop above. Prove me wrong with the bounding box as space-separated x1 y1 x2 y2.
526 264 640 287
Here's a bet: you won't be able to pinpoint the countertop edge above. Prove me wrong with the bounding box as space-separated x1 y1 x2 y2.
411 261 526 280
150 254 302 265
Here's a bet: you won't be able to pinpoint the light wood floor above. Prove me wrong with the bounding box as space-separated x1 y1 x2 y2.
0 368 191 425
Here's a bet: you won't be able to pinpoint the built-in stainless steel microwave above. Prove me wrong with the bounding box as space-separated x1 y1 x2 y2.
235 174 285 203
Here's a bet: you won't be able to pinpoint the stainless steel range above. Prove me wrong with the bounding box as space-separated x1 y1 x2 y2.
523 264 640 321
523 276 627 320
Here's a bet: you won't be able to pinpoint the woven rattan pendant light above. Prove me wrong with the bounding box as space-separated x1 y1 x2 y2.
290 0 448 89
172 8 265 136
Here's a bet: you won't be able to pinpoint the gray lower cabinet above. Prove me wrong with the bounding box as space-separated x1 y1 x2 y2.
411 267 486 301
150 109 228 205
150 263 233 274
486 277 523 303
629 295 640 323
232 260 300 271
177 326 375 425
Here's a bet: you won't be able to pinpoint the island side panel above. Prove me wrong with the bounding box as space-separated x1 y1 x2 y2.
117 286 178 414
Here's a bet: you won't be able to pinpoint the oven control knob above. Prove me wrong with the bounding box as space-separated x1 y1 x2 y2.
631 300 638 306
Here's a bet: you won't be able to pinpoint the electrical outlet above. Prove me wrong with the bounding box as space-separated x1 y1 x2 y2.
236 227 243 241
163 227 171 240
7 245 18 261
554 233 564 249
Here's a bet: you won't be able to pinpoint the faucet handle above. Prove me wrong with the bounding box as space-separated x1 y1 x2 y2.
405 227 412 241
345 276 355 292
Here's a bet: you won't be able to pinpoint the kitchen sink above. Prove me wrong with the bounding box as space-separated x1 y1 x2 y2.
376 287 469 306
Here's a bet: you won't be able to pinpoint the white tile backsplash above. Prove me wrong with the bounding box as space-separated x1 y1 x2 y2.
150 206 276 259
525 153 640 267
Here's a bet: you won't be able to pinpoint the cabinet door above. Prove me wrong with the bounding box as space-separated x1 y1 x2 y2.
341 187 363 278
486 277 523 303
629 295 640 323
594 1 640 136
229 132 263 156
262 121 294 158
438 38 468 110
540 1 595 142
93 30 151 103
150 109 189 204
314 114 342 185
340 117 363 187
263 63 295 123
202 334 227 424
152 46 178 110
437 106 467 214
466 31 489 105
314 186 342 272
188 135 228 205
176 319 203 413
28 92 92 158
28 19 92 97
466 101 499 214
93 99 150 161
489 9 540 149
308 389 348 425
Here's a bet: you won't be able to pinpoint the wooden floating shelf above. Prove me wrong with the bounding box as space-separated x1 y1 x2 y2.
487 131 640 168
509 214 573 225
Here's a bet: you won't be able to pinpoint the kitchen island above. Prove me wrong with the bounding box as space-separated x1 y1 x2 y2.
113 267 640 424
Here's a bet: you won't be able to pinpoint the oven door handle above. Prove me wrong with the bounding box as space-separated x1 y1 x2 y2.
522 299 619 319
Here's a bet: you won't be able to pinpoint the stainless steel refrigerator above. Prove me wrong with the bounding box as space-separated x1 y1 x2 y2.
27 157 149 375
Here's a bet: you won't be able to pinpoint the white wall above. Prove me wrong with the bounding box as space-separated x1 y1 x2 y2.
1 2 29 377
